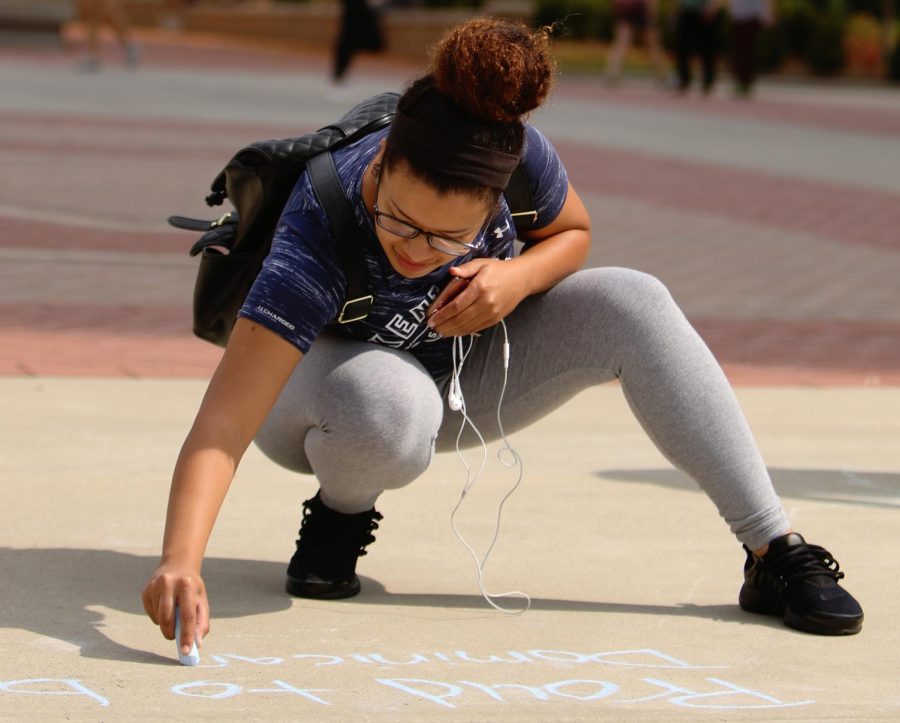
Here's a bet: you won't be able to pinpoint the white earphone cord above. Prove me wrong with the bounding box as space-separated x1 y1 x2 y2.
449 320 531 615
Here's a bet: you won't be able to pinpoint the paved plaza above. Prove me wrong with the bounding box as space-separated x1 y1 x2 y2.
1 27 899 720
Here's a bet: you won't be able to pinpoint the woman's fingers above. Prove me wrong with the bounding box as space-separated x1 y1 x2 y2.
175 581 198 654
142 567 207 646
433 305 495 337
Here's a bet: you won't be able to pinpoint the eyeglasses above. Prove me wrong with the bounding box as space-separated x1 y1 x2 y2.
373 196 486 258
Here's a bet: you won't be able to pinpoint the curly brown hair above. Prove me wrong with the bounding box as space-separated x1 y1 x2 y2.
383 17 556 203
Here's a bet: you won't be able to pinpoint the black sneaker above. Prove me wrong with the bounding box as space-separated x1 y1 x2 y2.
285 492 383 600
739 532 863 635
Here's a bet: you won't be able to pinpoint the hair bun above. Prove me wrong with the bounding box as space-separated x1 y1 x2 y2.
431 18 555 124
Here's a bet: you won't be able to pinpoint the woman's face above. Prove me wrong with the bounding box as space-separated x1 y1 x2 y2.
373 165 492 279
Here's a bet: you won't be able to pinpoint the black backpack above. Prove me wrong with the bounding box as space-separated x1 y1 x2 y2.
169 91 537 348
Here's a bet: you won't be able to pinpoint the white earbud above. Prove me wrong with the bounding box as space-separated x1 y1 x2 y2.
448 378 463 411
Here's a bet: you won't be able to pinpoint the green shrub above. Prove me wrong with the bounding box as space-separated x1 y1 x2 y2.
657 0 677 51
777 0 818 57
826 0 849 19
806 12 846 74
845 0 888 16
757 22 789 72
844 12 884 74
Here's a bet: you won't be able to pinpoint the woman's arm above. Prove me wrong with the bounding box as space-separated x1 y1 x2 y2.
141 317 302 654
427 182 591 337
507 181 592 295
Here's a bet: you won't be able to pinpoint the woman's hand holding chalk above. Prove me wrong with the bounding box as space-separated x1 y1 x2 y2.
174 603 200 666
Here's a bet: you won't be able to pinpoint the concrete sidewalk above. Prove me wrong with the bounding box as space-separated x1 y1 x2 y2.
1 28 899 721
2 379 899 719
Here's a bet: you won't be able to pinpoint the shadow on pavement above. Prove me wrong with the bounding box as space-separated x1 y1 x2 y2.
358 581 754 623
3 547 790 667
0 548 291 665
594 467 900 510
350 581 797 636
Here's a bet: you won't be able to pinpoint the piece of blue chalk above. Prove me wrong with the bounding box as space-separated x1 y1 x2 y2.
174 603 200 666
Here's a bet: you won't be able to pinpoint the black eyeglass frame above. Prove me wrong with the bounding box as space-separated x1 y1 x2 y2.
372 191 491 258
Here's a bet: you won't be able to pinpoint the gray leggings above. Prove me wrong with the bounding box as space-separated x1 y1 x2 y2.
256 268 789 551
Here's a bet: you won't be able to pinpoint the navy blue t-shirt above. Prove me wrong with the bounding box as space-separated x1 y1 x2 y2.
238 124 569 379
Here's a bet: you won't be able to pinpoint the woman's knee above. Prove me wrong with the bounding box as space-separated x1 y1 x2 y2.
574 267 674 314
255 416 315 474
261 367 442 473
571 268 685 354
302 358 443 485
328 368 443 457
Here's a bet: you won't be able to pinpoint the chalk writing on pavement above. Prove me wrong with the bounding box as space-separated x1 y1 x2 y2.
0 647 815 711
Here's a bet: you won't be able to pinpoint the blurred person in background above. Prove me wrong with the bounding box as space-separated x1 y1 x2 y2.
674 0 725 94
605 0 669 86
729 0 774 97
78 0 140 71
333 0 386 86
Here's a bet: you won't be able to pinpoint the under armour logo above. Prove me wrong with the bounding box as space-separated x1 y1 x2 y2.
493 221 511 239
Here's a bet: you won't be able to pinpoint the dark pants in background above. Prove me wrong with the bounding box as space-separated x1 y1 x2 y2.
731 18 762 92
334 0 384 81
674 9 722 93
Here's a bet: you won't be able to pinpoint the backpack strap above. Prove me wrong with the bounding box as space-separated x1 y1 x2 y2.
504 163 538 232
307 151 374 324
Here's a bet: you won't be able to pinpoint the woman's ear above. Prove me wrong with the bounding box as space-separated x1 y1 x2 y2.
372 141 386 183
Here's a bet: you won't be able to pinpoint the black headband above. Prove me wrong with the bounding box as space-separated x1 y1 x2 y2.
386 111 520 190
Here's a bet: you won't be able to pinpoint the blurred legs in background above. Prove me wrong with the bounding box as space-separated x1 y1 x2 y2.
78 0 140 71
605 0 668 85
731 18 762 96
333 0 384 84
674 6 722 94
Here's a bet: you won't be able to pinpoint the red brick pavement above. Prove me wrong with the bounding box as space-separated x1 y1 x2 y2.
4 116 899 255
1 302 898 384
3 141 898 383
2 33 899 385
1 215 187 254
556 141 900 253
0 304 221 378
693 318 900 386
0 109 295 143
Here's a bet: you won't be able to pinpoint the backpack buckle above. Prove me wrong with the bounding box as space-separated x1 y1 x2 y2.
211 211 235 228
338 295 374 324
